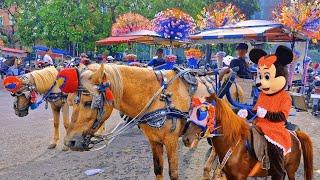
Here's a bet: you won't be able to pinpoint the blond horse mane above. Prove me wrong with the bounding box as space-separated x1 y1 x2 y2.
81 63 123 109
207 94 249 144
30 66 58 93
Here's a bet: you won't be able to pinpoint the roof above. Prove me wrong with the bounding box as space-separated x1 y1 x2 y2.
1 47 27 58
96 36 142 45
191 20 308 44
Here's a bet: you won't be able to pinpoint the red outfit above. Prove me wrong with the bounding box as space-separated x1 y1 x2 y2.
254 90 292 155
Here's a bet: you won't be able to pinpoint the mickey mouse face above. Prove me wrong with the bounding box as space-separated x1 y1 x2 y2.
256 59 287 94
250 46 293 95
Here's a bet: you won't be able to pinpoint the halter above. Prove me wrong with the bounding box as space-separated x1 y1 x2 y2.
186 97 221 138
58 67 115 132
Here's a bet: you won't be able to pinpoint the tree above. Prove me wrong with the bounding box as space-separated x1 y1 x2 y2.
218 0 260 17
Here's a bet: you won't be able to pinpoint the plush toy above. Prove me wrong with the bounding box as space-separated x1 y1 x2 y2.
242 45 293 179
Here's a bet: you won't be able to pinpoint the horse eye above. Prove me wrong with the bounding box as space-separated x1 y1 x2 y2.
83 101 92 107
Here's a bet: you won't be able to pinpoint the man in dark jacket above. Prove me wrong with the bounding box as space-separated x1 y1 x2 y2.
229 43 251 79
147 48 166 68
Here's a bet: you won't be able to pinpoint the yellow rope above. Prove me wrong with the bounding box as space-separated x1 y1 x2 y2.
30 66 58 94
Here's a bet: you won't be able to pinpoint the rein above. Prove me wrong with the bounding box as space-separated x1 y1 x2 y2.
82 68 194 148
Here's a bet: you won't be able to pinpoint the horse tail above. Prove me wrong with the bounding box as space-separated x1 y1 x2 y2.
296 131 313 180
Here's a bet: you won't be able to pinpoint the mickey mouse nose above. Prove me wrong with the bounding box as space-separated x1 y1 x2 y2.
256 83 262 87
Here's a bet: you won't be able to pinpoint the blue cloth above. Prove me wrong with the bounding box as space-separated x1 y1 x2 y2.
229 58 251 79
147 58 166 68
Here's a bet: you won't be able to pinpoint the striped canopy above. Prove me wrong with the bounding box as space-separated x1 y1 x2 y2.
191 20 308 44
96 30 188 46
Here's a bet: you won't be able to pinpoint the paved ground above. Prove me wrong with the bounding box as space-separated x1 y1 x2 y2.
0 86 319 180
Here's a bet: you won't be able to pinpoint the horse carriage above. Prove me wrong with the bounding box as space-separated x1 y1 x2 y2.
2 20 314 179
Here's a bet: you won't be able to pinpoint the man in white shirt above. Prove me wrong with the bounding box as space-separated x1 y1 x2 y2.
43 50 53 65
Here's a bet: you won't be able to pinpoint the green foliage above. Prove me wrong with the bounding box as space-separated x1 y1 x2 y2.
217 0 260 17
5 0 260 53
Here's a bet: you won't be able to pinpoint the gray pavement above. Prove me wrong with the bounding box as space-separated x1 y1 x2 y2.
0 87 319 180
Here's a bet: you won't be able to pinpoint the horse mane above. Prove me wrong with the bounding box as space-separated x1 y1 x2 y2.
30 66 58 93
81 63 123 109
207 94 249 144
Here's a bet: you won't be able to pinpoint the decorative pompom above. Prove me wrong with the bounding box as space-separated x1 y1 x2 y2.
111 13 152 36
273 0 320 41
56 68 79 93
197 2 246 30
105 89 114 101
152 8 196 40
3 76 23 93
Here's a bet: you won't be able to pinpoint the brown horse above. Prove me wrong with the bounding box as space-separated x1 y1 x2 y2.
183 94 313 180
2 66 72 150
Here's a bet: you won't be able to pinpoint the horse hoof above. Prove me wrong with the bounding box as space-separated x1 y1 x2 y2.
62 146 69 151
47 144 57 149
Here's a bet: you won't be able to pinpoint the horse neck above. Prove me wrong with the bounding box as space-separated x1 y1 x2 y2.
213 98 249 152
116 67 190 118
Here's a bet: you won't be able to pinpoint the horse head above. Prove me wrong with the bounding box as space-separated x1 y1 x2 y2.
62 64 118 151
3 75 34 117
183 93 249 148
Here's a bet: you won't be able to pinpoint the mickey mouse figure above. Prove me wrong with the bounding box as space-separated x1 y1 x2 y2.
238 45 293 179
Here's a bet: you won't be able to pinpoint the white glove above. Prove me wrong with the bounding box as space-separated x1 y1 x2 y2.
257 106 267 118
237 109 248 119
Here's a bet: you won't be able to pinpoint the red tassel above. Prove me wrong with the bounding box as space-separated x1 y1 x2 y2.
30 91 38 103
105 89 114 101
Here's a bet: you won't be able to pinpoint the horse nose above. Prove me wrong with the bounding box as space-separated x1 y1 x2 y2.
65 134 85 150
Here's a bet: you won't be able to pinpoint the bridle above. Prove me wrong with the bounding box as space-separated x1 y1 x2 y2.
11 83 37 114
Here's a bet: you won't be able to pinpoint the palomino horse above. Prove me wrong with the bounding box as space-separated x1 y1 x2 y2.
2 66 71 150
183 94 313 180
63 63 216 179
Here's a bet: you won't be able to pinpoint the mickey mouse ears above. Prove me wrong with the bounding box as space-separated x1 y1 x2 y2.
3 76 23 93
249 45 293 66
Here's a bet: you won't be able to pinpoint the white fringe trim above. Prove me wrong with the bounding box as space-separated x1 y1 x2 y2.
264 135 291 156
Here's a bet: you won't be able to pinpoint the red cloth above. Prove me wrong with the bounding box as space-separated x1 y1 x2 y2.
3 76 23 93
57 68 79 93
254 90 292 155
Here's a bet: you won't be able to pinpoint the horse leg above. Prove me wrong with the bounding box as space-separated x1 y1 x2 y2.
48 103 61 149
201 147 216 180
164 137 179 180
61 103 70 151
150 141 164 180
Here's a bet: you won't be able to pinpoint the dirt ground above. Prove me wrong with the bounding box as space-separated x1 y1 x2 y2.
0 88 319 180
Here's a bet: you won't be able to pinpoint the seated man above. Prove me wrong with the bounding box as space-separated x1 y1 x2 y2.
147 48 166 69
229 43 251 79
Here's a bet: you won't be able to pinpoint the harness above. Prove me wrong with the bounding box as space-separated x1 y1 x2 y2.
12 76 67 112
74 66 217 149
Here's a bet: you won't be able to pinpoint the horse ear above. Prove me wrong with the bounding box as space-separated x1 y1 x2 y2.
92 64 106 83
249 49 267 64
206 93 218 103
275 45 293 66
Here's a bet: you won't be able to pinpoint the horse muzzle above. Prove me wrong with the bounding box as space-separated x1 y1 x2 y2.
65 134 91 151
14 107 29 117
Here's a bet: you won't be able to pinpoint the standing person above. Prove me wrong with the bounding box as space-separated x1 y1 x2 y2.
79 53 91 66
216 51 226 68
147 48 166 68
43 49 54 66
229 43 251 79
